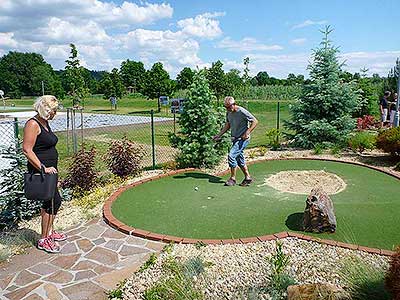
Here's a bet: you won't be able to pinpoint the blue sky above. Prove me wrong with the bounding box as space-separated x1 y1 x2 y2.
0 0 398 78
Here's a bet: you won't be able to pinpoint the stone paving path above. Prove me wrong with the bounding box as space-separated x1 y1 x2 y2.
0 217 165 300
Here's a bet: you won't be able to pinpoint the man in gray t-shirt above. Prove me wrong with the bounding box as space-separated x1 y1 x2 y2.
213 96 258 186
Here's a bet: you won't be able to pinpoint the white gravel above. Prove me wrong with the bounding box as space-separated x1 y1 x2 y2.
123 238 389 300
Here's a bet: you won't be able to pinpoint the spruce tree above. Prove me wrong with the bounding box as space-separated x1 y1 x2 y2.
285 26 359 148
169 70 228 168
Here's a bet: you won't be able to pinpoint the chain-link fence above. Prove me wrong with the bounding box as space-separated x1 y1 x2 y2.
0 102 287 179
0 110 178 178
0 119 20 171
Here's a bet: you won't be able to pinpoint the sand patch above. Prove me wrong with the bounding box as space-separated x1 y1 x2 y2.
264 170 346 195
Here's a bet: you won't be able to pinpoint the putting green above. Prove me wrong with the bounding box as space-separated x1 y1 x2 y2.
112 160 400 250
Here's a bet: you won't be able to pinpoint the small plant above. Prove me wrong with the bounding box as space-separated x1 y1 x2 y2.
248 149 258 159
330 143 343 156
356 115 376 130
267 241 296 300
139 253 158 272
340 256 390 300
62 147 97 193
107 136 144 178
266 128 281 150
163 242 174 254
107 279 126 299
313 143 324 155
258 146 268 156
348 131 376 153
194 241 207 250
376 127 400 156
385 246 400 300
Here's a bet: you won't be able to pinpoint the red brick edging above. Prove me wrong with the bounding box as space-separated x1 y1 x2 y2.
103 160 398 257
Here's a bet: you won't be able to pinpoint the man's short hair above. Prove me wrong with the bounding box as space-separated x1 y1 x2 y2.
224 96 235 106
384 91 391 97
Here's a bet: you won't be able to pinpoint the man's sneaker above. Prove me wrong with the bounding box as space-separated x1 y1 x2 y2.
37 238 60 253
239 178 253 186
49 230 67 242
224 178 236 186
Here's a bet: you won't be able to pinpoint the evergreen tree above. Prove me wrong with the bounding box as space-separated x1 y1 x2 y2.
285 26 359 148
169 70 228 168
64 44 90 107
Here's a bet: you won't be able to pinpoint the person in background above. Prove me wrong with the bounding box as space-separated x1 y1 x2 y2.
22 95 67 253
389 92 398 127
213 96 258 186
380 91 391 127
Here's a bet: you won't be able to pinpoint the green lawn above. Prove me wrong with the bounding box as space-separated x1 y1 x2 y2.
112 159 400 250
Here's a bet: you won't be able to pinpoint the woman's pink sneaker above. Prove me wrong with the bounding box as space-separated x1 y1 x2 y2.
37 238 60 253
49 230 67 242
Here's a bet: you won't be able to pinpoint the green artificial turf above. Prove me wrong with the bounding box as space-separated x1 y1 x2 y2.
112 160 400 250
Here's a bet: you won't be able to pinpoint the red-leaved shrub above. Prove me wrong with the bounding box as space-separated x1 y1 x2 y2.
357 115 376 130
376 127 400 156
107 137 143 178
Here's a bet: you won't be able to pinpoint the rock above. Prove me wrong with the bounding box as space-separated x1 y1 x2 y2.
303 187 337 233
287 283 350 300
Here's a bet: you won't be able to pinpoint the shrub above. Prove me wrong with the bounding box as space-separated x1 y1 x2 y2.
265 128 281 150
348 131 376 153
0 146 41 229
107 136 143 178
376 127 400 156
357 115 376 130
62 147 97 193
385 246 400 300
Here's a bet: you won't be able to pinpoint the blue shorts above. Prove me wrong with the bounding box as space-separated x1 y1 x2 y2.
228 138 250 168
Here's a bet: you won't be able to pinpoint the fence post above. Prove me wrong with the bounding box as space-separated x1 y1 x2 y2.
13 117 20 149
276 102 280 145
151 110 156 169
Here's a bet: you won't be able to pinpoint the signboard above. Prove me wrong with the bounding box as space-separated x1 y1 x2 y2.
159 96 169 106
170 98 186 114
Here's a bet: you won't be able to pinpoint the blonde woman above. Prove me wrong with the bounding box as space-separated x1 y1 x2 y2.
22 95 66 253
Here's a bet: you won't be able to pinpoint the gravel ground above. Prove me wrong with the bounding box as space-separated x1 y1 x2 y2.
122 237 389 300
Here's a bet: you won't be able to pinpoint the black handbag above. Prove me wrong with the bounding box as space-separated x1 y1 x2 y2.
24 166 58 201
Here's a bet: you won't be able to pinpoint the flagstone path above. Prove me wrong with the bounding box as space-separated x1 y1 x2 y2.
0 217 165 300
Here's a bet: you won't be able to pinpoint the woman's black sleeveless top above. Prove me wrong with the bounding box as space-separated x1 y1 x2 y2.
27 118 58 173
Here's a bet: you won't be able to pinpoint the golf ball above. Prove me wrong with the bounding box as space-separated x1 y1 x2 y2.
194 187 199 191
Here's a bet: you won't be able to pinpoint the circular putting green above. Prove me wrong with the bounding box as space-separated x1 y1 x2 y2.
111 159 400 250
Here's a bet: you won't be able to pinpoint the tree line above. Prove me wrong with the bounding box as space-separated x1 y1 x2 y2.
0 44 397 113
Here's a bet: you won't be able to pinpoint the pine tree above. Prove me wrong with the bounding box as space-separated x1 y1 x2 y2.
169 70 228 168
285 26 359 148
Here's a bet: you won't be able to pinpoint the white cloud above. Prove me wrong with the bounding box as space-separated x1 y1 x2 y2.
340 51 400 76
292 19 327 30
32 18 111 44
217 37 283 52
116 28 203 71
291 38 307 45
0 32 18 49
177 12 224 39
0 0 173 31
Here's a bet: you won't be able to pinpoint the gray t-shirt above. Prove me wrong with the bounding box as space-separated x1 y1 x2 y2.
226 106 256 139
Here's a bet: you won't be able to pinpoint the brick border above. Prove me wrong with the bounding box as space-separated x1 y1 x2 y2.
103 159 398 257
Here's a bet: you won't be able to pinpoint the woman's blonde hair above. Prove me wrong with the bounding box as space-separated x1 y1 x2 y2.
33 95 58 120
